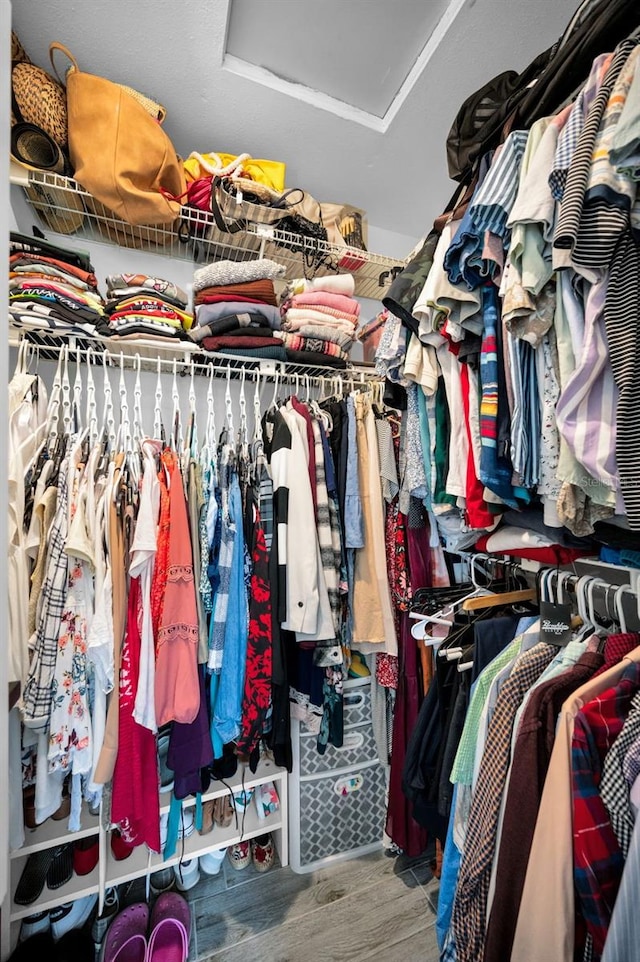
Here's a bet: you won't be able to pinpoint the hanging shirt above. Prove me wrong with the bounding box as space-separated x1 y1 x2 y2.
129 441 161 732
154 449 200 727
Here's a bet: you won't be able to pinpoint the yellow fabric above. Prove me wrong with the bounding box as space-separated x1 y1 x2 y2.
183 151 286 191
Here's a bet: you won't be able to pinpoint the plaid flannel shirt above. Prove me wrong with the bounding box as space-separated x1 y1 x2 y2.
601 691 640 858
451 642 556 962
572 661 640 959
208 446 235 673
22 457 70 730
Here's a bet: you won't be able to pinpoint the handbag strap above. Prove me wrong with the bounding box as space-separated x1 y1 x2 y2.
271 186 305 210
210 176 246 234
49 42 79 84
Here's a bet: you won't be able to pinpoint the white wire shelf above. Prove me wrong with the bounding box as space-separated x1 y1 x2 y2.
9 325 381 386
14 170 407 301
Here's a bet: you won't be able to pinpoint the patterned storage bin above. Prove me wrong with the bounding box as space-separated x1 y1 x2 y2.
291 677 386 872
297 762 387 867
298 724 378 777
343 679 372 727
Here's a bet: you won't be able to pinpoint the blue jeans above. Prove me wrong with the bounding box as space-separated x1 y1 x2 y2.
437 783 462 951
344 396 364 549
212 476 248 746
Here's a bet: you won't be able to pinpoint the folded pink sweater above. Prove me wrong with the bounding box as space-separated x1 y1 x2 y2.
282 307 358 327
290 291 360 316
282 313 356 335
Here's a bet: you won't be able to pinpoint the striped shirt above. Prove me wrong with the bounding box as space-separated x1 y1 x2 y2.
549 53 613 201
604 229 640 527
479 284 518 506
266 409 293 626
469 131 529 243
572 45 640 276
555 275 620 504
554 40 639 265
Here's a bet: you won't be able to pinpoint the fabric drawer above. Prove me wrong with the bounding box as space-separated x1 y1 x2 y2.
299 724 377 776
297 762 386 867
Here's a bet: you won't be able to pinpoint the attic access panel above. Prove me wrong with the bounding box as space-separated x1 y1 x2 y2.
224 0 452 119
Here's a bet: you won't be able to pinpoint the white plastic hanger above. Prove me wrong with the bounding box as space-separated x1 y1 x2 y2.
85 348 98 446
72 347 83 434
45 348 64 439
586 577 611 634
225 365 235 438
270 369 280 410
14 338 28 377
205 364 216 455
61 345 72 438
132 354 144 442
187 358 198 456
614 584 634 634
103 355 117 453
253 369 263 445
171 357 183 451
116 352 131 454
238 367 248 457
573 574 596 638
154 357 164 442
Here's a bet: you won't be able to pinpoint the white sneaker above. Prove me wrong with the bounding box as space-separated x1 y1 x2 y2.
50 893 98 941
160 807 195 849
19 910 51 941
199 848 227 876
173 858 200 892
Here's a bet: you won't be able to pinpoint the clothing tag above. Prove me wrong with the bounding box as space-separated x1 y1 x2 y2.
540 600 572 646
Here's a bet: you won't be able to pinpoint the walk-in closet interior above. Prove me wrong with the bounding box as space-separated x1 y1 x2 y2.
4 1 640 960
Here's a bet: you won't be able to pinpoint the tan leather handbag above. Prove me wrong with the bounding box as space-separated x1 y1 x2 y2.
50 42 185 227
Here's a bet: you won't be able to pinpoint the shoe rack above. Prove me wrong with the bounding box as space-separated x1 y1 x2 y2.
1 754 287 959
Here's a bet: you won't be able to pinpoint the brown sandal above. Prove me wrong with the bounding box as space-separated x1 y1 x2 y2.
213 796 234 828
200 799 215 835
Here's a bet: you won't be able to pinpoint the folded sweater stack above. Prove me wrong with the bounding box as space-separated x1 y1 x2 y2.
189 257 287 360
105 273 193 341
277 274 359 368
9 233 109 339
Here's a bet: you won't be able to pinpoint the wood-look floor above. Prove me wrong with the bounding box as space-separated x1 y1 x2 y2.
181 847 441 962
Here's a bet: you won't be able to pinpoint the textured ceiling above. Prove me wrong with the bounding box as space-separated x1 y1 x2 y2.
11 0 581 251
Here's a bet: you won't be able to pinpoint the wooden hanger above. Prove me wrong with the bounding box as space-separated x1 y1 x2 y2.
462 587 536 611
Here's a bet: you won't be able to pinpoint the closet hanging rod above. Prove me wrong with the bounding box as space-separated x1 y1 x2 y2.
10 329 382 389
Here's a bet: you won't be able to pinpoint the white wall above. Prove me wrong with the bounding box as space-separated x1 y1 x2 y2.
0 0 11 914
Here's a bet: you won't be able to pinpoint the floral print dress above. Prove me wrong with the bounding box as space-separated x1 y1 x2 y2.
48 436 93 778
